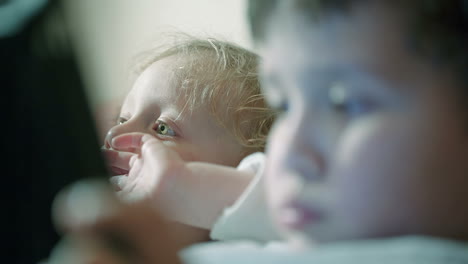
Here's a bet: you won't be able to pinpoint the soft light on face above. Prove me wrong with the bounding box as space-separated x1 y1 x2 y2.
261 2 468 245
106 56 245 166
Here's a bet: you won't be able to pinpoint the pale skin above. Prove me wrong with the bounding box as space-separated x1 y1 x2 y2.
48 1 468 263
261 2 468 245
108 132 253 230
104 56 246 167
101 55 254 245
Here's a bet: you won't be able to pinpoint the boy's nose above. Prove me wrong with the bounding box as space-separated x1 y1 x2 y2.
280 114 325 182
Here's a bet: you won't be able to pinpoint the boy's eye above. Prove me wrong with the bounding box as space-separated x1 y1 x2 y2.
263 86 289 113
328 82 375 117
267 97 289 113
328 82 347 107
154 121 176 136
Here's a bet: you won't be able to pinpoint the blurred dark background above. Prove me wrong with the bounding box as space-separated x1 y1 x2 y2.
1 0 108 263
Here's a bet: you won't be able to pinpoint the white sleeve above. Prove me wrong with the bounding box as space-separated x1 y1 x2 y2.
209 152 282 243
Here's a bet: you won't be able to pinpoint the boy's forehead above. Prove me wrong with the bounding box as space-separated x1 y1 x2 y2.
261 2 414 84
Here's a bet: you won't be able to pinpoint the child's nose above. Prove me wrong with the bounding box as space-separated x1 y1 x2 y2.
104 128 117 149
104 122 137 149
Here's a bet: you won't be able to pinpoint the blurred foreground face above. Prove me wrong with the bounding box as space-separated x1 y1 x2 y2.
261 2 468 244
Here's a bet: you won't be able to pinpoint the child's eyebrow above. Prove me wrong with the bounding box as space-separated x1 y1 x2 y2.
174 101 189 122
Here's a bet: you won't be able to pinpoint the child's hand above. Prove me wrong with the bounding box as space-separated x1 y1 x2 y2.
107 132 253 235
101 147 135 176
101 146 137 192
108 132 188 211
106 133 212 246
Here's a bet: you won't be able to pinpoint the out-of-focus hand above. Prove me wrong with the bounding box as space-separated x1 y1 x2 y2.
48 180 181 264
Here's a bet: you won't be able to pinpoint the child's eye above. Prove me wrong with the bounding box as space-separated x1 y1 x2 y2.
117 117 128 125
154 120 176 136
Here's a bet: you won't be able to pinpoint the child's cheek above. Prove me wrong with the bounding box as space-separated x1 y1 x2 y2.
163 143 196 162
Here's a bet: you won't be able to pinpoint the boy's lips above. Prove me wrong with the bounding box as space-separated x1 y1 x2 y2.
278 201 322 230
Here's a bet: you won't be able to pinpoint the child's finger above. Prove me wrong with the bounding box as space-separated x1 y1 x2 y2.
139 136 167 158
119 178 138 197
117 189 144 204
111 133 153 151
129 155 138 168
109 175 128 191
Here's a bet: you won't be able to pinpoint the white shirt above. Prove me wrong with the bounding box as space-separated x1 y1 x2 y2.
209 152 282 243
181 236 468 264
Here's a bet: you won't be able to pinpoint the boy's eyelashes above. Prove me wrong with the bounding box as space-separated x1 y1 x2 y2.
326 82 377 117
262 87 289 113
273 101 289 113
263 88 288 112
263 85 378 122
327 95 377 118
263 94 289 113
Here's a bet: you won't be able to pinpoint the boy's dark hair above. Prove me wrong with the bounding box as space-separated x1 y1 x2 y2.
248 0 468 85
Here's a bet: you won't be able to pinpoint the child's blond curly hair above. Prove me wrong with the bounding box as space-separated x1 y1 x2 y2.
131 33 276 154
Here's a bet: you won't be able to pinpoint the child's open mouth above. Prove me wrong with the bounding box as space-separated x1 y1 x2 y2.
109 166 129 176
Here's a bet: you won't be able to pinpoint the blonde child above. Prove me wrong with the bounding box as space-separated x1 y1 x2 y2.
48 0 468 263
101 34 279 246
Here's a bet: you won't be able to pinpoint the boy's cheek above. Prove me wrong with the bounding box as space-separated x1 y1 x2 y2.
329 115 430 221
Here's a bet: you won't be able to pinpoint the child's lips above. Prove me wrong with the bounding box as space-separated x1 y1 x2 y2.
279 201 322 230
109 166 129 176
